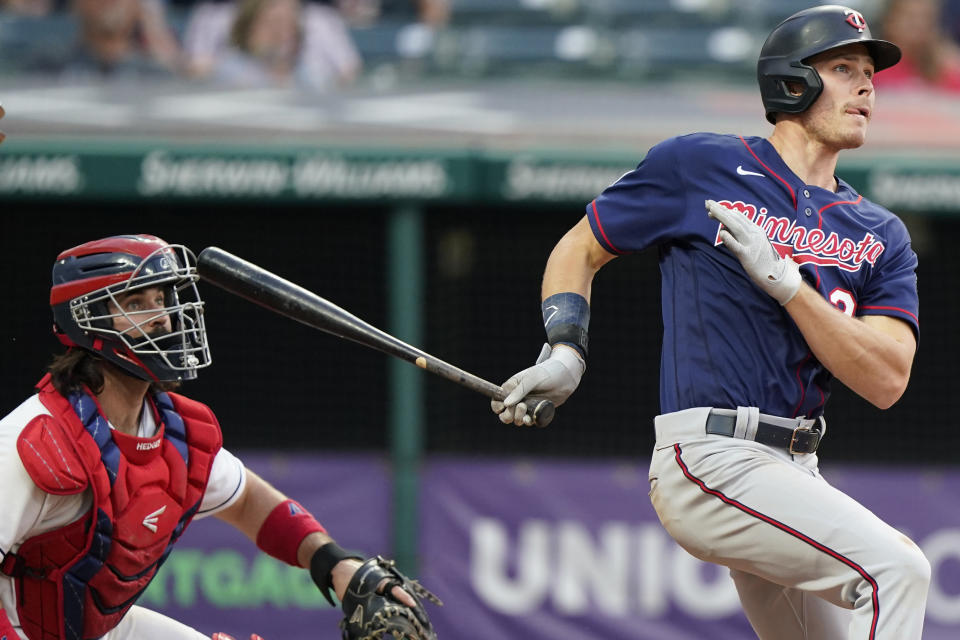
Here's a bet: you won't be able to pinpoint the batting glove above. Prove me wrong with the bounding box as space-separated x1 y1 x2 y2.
705 199 802 305
491 343 585 426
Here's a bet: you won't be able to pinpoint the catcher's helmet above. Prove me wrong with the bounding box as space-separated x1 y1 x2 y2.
758 5 901 124
50 234 212 382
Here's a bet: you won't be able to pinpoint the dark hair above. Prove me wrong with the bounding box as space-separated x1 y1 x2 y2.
230 0 302 55
48 348 179 396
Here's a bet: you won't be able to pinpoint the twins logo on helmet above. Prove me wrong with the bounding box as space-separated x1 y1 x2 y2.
844 9 867 32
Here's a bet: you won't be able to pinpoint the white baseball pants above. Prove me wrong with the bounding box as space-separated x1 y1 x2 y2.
648 407 930 640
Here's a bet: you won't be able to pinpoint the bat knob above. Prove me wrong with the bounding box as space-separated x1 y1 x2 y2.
529 398 555 427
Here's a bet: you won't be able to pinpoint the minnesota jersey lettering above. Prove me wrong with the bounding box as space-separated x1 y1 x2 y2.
710 199 886 271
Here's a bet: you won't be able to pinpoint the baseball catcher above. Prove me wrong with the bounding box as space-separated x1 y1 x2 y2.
0 234 440 640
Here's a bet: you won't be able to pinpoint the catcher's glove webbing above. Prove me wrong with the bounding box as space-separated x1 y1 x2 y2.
340 556 442 640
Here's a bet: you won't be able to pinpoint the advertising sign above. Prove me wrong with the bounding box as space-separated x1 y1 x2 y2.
420 458 960 640
145 454 960 639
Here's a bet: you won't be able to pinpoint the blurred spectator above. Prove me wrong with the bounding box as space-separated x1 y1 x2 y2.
181 1 234 76
182 0 361 90
404 0 450 26
0 0 58 16
876 0 960 92
335 0 450 27
28 0 181 80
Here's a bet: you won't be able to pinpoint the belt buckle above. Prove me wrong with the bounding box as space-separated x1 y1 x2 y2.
789 425 811 455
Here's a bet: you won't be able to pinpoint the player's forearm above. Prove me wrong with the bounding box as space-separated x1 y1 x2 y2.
217 471 333 564
785 284 915 409
215 470 285 541
541 216 616 301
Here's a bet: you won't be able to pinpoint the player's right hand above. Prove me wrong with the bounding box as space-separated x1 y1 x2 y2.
0 104 6 145
491 343 585 426
705 199 802 305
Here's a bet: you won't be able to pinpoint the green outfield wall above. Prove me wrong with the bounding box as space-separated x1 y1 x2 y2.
2 139 959 213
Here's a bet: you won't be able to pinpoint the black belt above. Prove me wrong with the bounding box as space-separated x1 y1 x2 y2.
705 412 823 455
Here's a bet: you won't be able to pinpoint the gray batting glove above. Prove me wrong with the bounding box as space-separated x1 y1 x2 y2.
705 199 801 305
491 343 585 426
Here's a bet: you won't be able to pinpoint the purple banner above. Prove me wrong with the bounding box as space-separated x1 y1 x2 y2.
420 458 960 640
144 453 960 639
143 453 392 639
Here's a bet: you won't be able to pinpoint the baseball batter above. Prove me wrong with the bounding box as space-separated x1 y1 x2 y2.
491 6 929 639
0 235 431 640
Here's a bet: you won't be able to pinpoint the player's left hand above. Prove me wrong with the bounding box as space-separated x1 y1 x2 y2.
211 633 265 640
0 104 6 145
338 556 442 640
491 343 584 426
705 199 801 305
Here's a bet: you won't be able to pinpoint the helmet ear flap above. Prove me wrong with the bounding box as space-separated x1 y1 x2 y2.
758 60 823 124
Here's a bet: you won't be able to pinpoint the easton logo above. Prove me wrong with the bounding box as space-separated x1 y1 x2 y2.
142 505 167 533
136 439 162 451
844 9 867 32
713 200 885 272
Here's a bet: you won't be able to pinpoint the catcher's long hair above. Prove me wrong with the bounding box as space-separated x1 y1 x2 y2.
48 348 179 397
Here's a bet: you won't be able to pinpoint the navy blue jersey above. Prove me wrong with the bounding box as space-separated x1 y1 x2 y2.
587 133 919 418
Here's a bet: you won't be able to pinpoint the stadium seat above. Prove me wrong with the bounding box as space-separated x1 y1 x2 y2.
615 24 757 81
448 23 614 77
448 0 586 27
0 13 76 75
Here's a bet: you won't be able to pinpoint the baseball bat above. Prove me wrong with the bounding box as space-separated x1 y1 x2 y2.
196 247 555 427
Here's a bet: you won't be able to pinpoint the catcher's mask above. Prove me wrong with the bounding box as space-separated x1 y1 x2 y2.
50 234 212 382
758 4 901 124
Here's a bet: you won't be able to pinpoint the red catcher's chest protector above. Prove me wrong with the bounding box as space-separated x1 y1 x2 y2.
2 376 222 640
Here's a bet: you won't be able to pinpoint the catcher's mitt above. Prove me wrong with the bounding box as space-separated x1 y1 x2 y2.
339 556 442 640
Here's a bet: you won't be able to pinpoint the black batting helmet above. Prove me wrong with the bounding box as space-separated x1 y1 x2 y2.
758 5 901 124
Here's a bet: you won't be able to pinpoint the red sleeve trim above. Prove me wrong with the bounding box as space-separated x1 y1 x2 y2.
860 305 919 327
590 199 624 255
